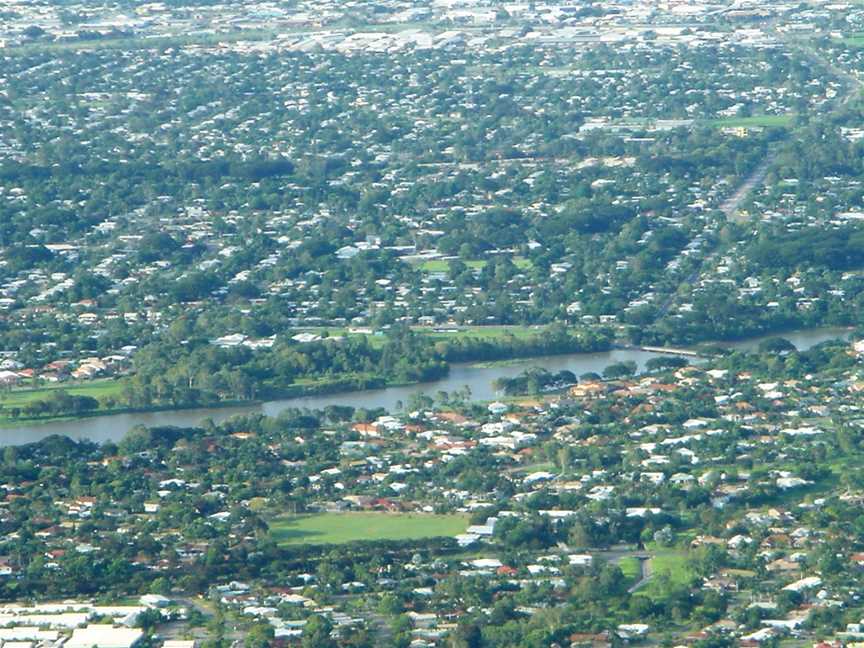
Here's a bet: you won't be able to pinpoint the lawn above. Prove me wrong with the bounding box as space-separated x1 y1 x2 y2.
422 324 551 341
834 31 864 46
270 512 469 546
0 379 125 408
708 115 794 128
618 556 642 583
521 461 557 474
417 257 532 273
295 323 560 345
419 259 485 273
291 372 382 387
514 258 533 270
641 549 695 598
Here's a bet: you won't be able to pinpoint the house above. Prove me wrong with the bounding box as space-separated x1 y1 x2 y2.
783 576 822 593
487 402 508 415
616 624 650 640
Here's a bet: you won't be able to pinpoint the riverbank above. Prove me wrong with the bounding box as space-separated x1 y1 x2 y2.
0 367 445 429
0 339 607 428
0 346 674 444
0 325 852 445
0 398 260 429
710 326 853 352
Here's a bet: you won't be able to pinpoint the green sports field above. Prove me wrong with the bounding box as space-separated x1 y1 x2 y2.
708 114 794 128
417 257 533 273
270 512 469 546
0 379 125 408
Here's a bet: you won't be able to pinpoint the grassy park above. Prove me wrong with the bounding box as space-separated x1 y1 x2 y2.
0 379 124 409
617 556 642 583
641 549 695 598
421 324 553 341
418 257 533 273
296 323 565 344
270 512 469 546
708 114 794 128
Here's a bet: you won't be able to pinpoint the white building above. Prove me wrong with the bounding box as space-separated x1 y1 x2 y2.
65 625 144 648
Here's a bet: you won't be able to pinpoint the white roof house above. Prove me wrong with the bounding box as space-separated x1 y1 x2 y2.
65 625 144 648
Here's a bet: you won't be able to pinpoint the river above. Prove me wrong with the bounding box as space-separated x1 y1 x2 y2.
719 326 852 352
0 326 852 446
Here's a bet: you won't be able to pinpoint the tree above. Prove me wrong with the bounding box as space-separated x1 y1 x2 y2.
149 576 171 595
568 521 592 549
245 622 275 648
450 620 483 648
757 337 796 354
556 446 572 475
302 615 337 648
22 25 46 39
378 593 403 616
135 608 163 631
645 356 689 372
602 361 637 379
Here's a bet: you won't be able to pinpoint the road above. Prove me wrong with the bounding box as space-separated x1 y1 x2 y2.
650 147 780 319
572 547 654 592
650 31 863 323
788 37 863 108
627 557 654 594
718 152 778 220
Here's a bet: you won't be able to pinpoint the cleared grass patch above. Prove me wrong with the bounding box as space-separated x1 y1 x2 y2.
297 324 579 346
419 259 484 273
417 257 532 273
834 31 864 45
0 379 125 407
618 556 642 583
293 324 558 348
514 258 533 270
518 461 557 474
642 550 695 598
709 115 794 128
422 325 550 341
271 512 469 546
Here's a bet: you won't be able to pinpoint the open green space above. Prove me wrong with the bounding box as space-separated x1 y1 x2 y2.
642 549 695 597
0 379 125 408
291 372 382 387
270 512 469 546
296 323 574 345
419 259 483 273
520 461 557 474
294 324 563 344
618 556 642 583
417 257 532 273
421 324 552 341
708 114 794 128
833 31 864 45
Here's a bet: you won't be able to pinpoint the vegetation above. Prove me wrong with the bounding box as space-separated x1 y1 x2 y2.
708 115 794 128
494 368 577 396
270 512 469 546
